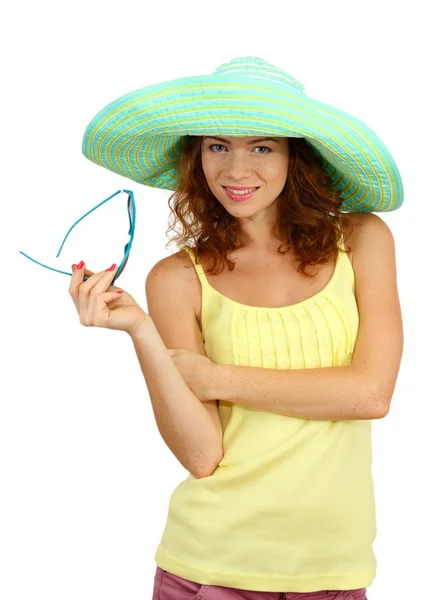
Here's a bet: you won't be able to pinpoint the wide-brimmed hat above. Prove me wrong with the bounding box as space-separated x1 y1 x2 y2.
82 56 403 212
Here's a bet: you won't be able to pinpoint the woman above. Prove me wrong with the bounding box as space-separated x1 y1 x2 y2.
71 57 404 599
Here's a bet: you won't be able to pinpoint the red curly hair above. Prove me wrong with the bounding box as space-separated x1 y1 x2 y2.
165 135 354 277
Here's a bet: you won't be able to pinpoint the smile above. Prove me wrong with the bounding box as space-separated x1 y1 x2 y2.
222 186 260 202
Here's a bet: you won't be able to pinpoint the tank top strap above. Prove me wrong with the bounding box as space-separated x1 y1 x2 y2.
336 231 355 282
182 245 206 279
337 231 346 252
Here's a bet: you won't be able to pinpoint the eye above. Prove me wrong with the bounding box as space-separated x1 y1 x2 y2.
208 144 271 154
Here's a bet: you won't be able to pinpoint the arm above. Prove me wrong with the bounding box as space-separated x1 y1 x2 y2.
130 255 223 479
210 213 404 421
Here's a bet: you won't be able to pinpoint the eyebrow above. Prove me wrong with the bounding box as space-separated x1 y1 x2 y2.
203 136 282 144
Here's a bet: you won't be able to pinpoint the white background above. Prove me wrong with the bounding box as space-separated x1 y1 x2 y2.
1 1 433 599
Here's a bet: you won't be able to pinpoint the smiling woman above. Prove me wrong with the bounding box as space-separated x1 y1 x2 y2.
79 55 403 597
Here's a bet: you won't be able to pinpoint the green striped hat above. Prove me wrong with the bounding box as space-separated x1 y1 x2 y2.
82 56 403 212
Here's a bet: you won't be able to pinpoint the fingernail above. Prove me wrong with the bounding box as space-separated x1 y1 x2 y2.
106 263 116 272
77 261 85 270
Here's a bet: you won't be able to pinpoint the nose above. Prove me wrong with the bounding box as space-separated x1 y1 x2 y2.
223 151 253 181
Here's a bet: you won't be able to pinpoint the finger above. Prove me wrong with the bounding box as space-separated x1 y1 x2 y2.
69 261 94 312
77 263 109 325
86 264 118 325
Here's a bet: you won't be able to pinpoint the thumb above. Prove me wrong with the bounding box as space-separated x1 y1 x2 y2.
94 290 124 310
105 290 124 302
92 290 125 329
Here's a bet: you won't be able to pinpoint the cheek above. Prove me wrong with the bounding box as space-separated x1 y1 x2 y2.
263 159 289 183
201 154 220 181
201 152 211 172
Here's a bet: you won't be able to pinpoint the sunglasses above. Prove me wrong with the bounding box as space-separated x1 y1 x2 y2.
19 189 136 283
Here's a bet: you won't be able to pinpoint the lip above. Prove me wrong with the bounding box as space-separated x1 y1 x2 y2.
222 186 260 202
223 185 261 190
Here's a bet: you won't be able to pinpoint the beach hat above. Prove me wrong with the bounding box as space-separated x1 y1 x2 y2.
82 56 403 213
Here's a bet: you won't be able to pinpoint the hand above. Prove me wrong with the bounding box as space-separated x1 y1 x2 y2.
167 348 217 402
69 261 148 336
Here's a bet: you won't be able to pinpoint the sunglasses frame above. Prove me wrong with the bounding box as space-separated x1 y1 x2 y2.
19 189 136 283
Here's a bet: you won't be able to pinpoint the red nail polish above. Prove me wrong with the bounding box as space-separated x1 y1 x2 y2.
77 261 84 270
106 264 116 272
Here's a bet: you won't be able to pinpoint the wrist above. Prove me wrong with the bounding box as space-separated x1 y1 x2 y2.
128 314 153 341
209 363 227 401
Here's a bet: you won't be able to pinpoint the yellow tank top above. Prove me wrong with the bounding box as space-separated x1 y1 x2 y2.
154 238 377 593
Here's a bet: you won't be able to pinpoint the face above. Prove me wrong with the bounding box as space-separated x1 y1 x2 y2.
200 135 289 214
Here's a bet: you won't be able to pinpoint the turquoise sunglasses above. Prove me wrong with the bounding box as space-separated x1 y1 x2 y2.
19 189 136 283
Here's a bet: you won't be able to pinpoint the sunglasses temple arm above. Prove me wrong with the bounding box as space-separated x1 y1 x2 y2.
55 189 124 258
18 251 94 281
18 251 74 277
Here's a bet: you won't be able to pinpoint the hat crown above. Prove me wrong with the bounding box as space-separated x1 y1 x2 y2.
212 56 305 94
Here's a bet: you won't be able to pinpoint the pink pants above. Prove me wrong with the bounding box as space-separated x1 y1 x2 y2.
152 566 368 600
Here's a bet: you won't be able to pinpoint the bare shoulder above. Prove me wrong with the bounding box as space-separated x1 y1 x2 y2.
146 248 197 286
346 211 394 239
145 247 199 317
344 212 395 266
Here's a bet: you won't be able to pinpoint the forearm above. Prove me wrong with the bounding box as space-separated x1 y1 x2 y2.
130 317 223 477
213 364 385 421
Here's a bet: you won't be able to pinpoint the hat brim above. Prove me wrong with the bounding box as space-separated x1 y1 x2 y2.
82 74 403 212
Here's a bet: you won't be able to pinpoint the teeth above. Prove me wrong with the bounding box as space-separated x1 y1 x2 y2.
226 187 257 195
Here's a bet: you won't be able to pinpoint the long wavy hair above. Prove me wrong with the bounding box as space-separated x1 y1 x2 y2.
165 135 354 277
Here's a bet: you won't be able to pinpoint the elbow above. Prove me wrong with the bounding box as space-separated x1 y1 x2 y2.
353 365 394 420
194 451 223 479
355 369 392 419
371 382 393 419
